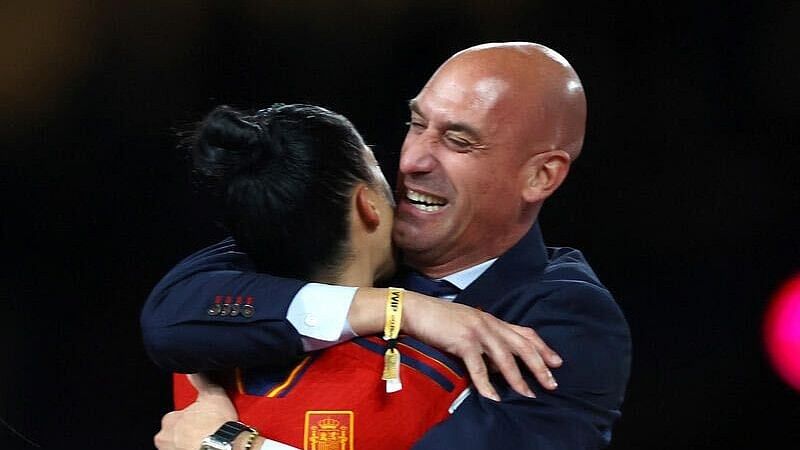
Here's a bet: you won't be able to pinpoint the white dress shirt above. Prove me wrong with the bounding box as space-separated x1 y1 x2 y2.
286 259 498 350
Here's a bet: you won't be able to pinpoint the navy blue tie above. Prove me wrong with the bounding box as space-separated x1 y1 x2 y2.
403 272 462 298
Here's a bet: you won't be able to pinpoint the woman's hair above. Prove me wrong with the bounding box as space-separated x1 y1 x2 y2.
187 103 375 279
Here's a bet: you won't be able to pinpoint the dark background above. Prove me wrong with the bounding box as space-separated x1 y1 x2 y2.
3 1 798 448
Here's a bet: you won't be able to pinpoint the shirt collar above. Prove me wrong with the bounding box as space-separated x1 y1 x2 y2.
439 258 498 291
454 222 548 308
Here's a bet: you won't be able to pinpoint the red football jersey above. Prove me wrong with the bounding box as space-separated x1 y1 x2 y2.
174 336 469 450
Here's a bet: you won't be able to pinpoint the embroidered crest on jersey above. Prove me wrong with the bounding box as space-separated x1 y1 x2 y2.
304 411 353 450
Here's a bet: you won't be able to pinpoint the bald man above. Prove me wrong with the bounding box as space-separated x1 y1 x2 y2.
395 43 586 276
144 42 631 449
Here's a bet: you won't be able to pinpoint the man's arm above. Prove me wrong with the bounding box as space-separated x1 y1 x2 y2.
152 283 627 450
142 239 563 393
412 282 632 450
155 373 288 450
141 239 309 372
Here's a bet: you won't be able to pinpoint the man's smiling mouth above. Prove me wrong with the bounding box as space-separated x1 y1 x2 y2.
406 189 448 212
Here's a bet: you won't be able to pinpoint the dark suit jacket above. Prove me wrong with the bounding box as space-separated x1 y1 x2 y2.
141 224 631 449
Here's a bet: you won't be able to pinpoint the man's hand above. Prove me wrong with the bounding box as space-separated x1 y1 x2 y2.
154 374 237 450
348 288 562 401
403 292 562 401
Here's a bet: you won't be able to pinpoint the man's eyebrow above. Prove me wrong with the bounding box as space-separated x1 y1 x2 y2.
408 99 422 116
408 99 481 139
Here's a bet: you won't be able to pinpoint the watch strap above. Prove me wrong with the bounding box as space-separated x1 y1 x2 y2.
212 421 256 444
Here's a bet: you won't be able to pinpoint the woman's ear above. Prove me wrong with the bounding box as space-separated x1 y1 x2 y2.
521 150 571 203
355 184 381 230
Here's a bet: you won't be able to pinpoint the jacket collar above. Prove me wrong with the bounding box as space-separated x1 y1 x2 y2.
455 222 548 309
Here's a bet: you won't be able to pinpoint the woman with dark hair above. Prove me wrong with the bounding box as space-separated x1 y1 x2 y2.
165 103 470 450
190 103 397 283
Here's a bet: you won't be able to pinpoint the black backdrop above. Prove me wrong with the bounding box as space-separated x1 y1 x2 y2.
3 1 798 448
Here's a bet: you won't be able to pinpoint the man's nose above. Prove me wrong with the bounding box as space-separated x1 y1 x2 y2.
399 138 437 175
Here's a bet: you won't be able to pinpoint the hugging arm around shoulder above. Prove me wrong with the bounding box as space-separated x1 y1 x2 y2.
413 281 631 450
140 238 308 373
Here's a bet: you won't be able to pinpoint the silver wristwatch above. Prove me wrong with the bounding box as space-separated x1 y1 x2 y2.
200 421 255 450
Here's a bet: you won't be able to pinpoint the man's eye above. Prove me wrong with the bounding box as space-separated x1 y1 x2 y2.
447 136 471 148
405 121 424 129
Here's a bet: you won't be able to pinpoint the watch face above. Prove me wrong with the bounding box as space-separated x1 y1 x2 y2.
200 436 231 450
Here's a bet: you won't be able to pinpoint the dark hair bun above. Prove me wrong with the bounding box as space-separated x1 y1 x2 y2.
182 102 374 279
192 105 273 192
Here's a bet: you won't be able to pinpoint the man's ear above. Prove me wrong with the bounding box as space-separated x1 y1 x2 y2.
355 185 381 230
521 150 571 203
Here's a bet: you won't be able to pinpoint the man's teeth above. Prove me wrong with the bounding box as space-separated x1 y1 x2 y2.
406 189 447 211
415 204 441 212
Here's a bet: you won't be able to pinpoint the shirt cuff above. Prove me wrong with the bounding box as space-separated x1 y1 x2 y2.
286 283 358 350
261 438 301 450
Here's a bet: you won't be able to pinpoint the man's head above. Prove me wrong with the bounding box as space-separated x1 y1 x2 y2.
393 42 587 277
190 104 395 283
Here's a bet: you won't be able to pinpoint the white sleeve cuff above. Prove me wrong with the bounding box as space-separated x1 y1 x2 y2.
261 438 301 450
286 283 357 346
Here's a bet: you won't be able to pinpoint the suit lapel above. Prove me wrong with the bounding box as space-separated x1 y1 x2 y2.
456 222 548 309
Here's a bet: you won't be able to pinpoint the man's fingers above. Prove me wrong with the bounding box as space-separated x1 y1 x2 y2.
484 345 535 398
509 324 563 367
503 325 558 390
161 411 179 428
154 430 164 449
515 342 558 391
155 411 180 449
420 304 561 401
462 352 500 402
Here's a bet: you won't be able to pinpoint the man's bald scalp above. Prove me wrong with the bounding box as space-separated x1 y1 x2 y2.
437 42 587 160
